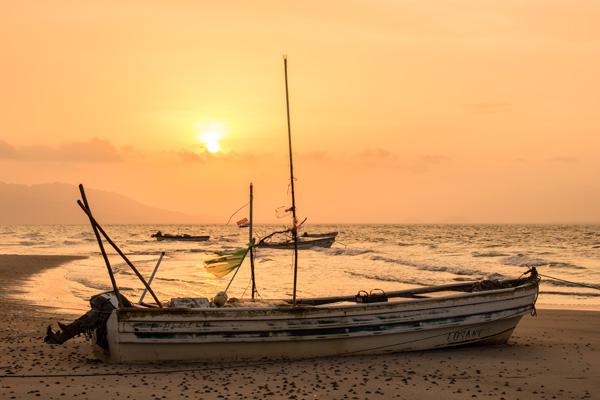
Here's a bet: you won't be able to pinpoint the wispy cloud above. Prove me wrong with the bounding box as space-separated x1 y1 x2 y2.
0 141 16 158
546 156 578 165
465 101 511 114
0 138 122 163
358 148 398 160
408 155 451 172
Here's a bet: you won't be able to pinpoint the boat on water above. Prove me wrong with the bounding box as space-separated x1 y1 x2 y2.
44 57 540 363
302 231 339 238
151 231 210 242
258 235 335 249
256 230 335 250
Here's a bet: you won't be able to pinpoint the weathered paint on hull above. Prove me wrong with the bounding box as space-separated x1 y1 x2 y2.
97 314 524 363
95 282 537 363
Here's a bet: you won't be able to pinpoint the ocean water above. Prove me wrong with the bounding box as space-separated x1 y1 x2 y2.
2 224 600 313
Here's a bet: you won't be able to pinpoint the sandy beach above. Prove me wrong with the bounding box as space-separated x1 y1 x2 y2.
0 254 598 400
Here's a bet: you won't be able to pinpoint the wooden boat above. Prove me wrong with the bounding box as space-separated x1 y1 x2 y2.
151 231 209 242
92 273 538 362
258 235 335 249
302 231 338 238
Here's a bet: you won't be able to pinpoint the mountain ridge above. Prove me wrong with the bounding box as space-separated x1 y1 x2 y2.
0 182 218 224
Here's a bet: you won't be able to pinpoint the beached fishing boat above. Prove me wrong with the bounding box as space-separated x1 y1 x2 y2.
46 271 539 363
44 57 540 363
151 231 210 242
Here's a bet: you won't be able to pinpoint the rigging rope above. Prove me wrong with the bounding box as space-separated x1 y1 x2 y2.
538 273 600 291
225 201 249 225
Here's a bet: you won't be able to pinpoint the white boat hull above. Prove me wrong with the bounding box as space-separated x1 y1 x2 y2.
94 281 538 363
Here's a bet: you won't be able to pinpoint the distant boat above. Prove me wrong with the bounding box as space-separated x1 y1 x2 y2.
258 235 335 249
302 231 338 238
151 231 209 242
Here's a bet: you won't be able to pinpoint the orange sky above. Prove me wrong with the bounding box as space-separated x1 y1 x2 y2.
1 1 599 223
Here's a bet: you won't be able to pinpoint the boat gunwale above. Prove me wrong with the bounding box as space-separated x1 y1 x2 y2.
120 293 535 335
116 280 538 320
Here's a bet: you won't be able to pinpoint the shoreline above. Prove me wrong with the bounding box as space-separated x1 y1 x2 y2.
9 252 600 314
0 254 598 399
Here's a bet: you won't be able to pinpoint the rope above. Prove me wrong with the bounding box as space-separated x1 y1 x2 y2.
538 273 600 291
241 277 252 298
225 202 249 225
0 360 278 379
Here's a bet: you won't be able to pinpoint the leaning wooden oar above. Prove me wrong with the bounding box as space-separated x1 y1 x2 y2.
78 185 123 308
77 198 163 308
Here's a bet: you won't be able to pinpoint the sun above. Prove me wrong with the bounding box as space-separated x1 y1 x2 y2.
205 140 221 153
196 124 224 154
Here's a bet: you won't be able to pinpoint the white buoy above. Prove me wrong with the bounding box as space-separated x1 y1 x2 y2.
213 291 228 307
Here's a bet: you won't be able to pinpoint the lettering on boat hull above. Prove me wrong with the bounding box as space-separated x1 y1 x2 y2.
446 327 485 344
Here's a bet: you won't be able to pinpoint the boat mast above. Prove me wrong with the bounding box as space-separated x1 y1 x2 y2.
283 55 300 305
249 182 257 299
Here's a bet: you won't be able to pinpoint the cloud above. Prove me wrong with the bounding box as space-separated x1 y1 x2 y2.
355 148 450 172
0 138 122 163
466 101 511 114
298 151 329 161
407 155 451 173
178 149 207 163
0 138 450 177
177 149 264 164
358 148 398 160
0 141 16 158
546 156 578 165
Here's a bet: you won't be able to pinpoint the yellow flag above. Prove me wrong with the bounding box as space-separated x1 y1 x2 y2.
204 247 250 278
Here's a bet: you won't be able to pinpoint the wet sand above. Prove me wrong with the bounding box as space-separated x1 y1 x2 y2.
0 254 598 400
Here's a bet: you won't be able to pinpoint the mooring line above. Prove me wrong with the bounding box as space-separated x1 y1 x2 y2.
539 273 600 291
0 360 278 379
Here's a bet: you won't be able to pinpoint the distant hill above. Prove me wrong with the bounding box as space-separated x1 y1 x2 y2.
0 182 217 224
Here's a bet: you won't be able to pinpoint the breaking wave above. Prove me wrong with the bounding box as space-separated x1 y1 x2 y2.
369 255 485 277
67 275 134 292
345 271 429 286
472 251 509 258
315 247 374 256
501 254 584 269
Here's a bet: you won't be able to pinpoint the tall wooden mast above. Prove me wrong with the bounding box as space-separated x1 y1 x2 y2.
249 182 256 299
283 55 299 305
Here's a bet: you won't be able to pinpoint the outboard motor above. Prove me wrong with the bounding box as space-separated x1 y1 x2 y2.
44 292 131 349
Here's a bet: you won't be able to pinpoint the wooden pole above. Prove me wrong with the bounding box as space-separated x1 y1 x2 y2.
78 184 123 308
77 200 163 308
139 251 165 304
283 55 300 305
249 183 256 299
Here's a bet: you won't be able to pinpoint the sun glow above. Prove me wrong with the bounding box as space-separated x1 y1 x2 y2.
197 123 225 154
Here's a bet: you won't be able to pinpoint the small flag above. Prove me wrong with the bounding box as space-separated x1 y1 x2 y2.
236 217 250 228
294 216 307 230
204 247 250 278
